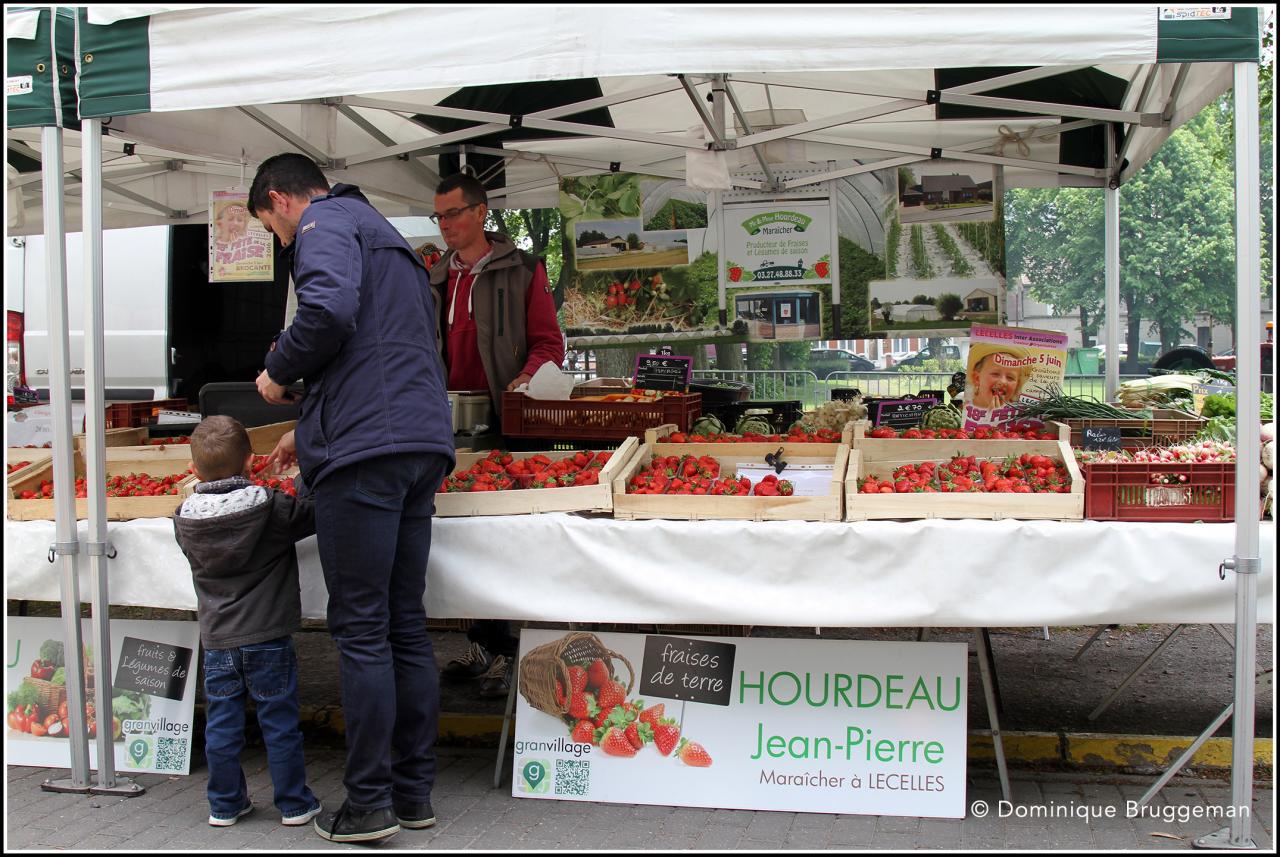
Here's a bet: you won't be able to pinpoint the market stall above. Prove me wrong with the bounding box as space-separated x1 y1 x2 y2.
5 3 1266 839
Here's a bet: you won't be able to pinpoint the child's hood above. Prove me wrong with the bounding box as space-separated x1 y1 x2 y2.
172 482 273 575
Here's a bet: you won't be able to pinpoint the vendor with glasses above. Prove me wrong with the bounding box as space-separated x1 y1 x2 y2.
426 172 564 699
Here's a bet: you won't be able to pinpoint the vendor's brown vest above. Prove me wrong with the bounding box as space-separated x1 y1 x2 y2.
427 232 539 410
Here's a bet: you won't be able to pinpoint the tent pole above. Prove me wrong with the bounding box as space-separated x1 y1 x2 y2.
1195 61 1262 852
80 117 144 797
1104 128 1120 400
37 125 92 794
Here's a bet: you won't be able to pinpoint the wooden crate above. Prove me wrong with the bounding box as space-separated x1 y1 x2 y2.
7 448 54 485
611 441 848 522
848 420 1065 445
844 438 1083 521
434 437 640 518
644 423 850 454
246 420 298 455
8 450 196 522
1056 409 1206 449
75 427 151 449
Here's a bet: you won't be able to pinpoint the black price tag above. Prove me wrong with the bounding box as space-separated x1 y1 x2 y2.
1082 426 1123 451
873 397 940 429
633 354 692 392
640 635 737 706
113 636 193 702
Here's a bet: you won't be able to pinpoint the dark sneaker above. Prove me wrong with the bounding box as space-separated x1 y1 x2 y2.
208 802 253 827
442 642 493 682
478 654 513 699
313 802 400 843
393 800 437 829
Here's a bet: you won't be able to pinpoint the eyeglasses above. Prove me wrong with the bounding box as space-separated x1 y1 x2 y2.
429 203 481 224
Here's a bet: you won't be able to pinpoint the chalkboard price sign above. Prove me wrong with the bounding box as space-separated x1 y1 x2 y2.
114 636 193 701
639 635 736 706
1082 426 1124 451
633 354 692 392
873 397 940 429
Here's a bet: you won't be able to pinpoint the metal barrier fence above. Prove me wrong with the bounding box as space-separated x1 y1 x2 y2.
684 370 1150 407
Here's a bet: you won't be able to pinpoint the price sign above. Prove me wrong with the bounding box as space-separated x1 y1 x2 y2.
640 635 737 706
1082 426 1124 451
114 637 193 702
633 354 692 392
873 397 940 429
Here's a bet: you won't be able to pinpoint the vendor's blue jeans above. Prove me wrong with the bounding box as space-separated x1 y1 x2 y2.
313 452 450 811
203 636 317 819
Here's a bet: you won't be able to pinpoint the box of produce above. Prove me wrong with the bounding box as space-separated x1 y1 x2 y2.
502 391 700 442
844 439 1082 521
1009 389 1205 449
435 437 639 517
7 450 196 521
1077 441 1248 523
7 448 53 485
612 442 848 522
848 413 1061 445
644 421 847 448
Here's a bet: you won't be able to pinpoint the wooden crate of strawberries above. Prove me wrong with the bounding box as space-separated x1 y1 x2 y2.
434 437 639 517
844 438 1083 521
612 441 848 522
8 450 197 521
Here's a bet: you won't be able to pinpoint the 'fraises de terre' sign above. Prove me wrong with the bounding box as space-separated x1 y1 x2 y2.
512 630 967 817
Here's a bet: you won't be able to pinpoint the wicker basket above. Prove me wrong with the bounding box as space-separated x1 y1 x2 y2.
23 676 67 715
518 632 635 722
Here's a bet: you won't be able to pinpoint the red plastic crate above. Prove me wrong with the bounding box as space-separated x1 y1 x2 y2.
1083 461 1237 523
502 391 701 441
104 398 188 429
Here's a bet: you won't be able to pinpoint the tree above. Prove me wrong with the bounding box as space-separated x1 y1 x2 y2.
577 228 608 247
626 232 641 250
936 293 964 320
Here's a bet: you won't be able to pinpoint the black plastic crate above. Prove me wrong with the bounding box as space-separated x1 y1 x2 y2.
704 400 804 434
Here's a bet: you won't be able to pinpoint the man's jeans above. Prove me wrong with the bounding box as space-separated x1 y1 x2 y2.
203 636 317 819
314 452 450 811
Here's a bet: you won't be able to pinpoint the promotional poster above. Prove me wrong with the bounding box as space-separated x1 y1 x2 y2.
209 189 274 282
963 323 1068 431
6 618 200 775
512 629 968 818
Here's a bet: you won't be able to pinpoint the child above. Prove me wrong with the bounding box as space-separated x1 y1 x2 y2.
172 415 321 828
964 343 1035 430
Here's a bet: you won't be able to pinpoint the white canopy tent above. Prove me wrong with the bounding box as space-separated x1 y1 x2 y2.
5 5 1265 840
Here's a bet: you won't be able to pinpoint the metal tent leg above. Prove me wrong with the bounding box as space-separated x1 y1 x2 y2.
1069 624 1118 663
1088 624 1187 722
974 628 1011 804
494 659 519 789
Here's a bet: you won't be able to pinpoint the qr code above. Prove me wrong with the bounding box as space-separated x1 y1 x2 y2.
155 737 188 772
555 759 590 796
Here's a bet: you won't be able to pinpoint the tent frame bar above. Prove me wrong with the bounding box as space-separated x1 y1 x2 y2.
943 64 1094 95
940 92 1162 127
239 106 330 164
334 104 441 188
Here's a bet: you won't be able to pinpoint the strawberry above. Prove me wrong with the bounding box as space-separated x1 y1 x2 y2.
568 690 595 721
567 665 589 694
598 727 638 758
625 722 643 750
651 720 681 756
570 719 596 744
596 679 626 713
585 658 609 691
555 680 566 708
677 738 712 767
638 702 665 727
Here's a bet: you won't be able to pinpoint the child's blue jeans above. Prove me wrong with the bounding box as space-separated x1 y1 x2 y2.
203 636 317 820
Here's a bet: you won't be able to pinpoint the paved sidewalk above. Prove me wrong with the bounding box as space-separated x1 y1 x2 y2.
5 747 1273 851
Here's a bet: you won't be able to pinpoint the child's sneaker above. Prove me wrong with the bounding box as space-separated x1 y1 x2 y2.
208 803 253 827
282 800 323 826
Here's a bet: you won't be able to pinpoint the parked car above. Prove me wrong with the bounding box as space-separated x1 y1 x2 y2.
809 348 875 378
890 344 962 371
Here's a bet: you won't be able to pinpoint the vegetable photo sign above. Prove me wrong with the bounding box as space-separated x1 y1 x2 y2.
512 628 967 817
5 618 199 774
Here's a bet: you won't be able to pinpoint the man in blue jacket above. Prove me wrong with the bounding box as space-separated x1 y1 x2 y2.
251 153 454 844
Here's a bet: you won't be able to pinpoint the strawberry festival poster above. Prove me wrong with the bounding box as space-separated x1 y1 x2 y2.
512 629 967 818
6 618 199 775
963 323 1068 432
723 202 833 287
208 189 274 283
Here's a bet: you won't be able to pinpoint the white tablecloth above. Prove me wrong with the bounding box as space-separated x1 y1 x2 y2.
5 516 1274 627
